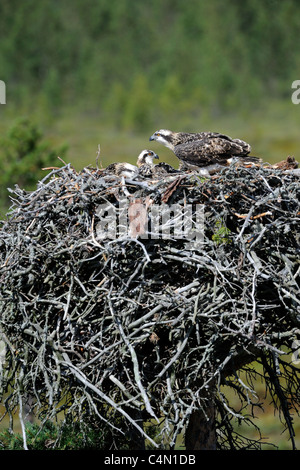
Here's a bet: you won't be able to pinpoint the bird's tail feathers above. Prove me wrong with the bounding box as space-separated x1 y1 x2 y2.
241 155 262 163
228 155 262 166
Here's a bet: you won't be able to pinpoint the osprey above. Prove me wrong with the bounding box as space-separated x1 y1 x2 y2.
136 149 159 177
104 161 138 179
149 129 258 169
137 150 180 177
152 161 179 176
272 155 298 170
104 149 159 178
137 149 159 167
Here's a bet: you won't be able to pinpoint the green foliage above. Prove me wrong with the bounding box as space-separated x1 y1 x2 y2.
0 1 299 128
0 421 107 450
0 118 67 211
121 74 153 131
0 418 147 450
159 75 185 117
212 220 232 245
0 416 162 450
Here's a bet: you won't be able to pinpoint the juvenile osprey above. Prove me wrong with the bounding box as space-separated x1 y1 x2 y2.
149 129 258 169
152 161 179 176
136 149 159 177
104 161 138 179
272 155 298 170
104 150 159 179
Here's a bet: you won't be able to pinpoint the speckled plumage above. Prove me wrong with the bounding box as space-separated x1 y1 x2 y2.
152 161 179 176
104 162 138 178
149 129 257 168
104 150 159 179
273 155 298 170
137 149 159 177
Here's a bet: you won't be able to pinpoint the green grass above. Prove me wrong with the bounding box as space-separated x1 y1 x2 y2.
1 98 299 176
47 101 300 170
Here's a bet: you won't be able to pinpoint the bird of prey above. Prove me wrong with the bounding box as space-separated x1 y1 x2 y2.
149 129 258 170
104 161 138 179
104 149 159 179
136 149 159 177
137 150 181 177
152 161 180 176
272 155 298 170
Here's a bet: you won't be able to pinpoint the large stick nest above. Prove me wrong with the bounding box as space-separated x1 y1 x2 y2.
0 162 299 449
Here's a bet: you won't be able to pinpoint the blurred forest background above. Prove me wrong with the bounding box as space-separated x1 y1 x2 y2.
0 0 300 207
0 0 299 448
0 0 300 210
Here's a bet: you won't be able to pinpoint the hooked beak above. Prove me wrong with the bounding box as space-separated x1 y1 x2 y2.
154 153 159 159
149 134 155 141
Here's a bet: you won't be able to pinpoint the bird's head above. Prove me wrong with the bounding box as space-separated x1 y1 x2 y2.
149 129 175 150
137 149 159 167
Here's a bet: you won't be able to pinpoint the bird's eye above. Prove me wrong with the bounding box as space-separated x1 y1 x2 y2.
156 133 160 137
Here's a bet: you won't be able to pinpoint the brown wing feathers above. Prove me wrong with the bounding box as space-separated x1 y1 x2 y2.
173 136 251 167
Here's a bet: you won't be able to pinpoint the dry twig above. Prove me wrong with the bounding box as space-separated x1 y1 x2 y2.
0 162 299 449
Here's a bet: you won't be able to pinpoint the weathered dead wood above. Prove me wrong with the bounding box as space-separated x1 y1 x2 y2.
0 162 299 450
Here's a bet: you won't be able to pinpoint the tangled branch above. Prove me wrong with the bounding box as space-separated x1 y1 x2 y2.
0 162 299 449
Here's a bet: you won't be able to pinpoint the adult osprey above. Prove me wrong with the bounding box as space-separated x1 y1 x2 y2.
149 129 258 169
104 149 159 178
